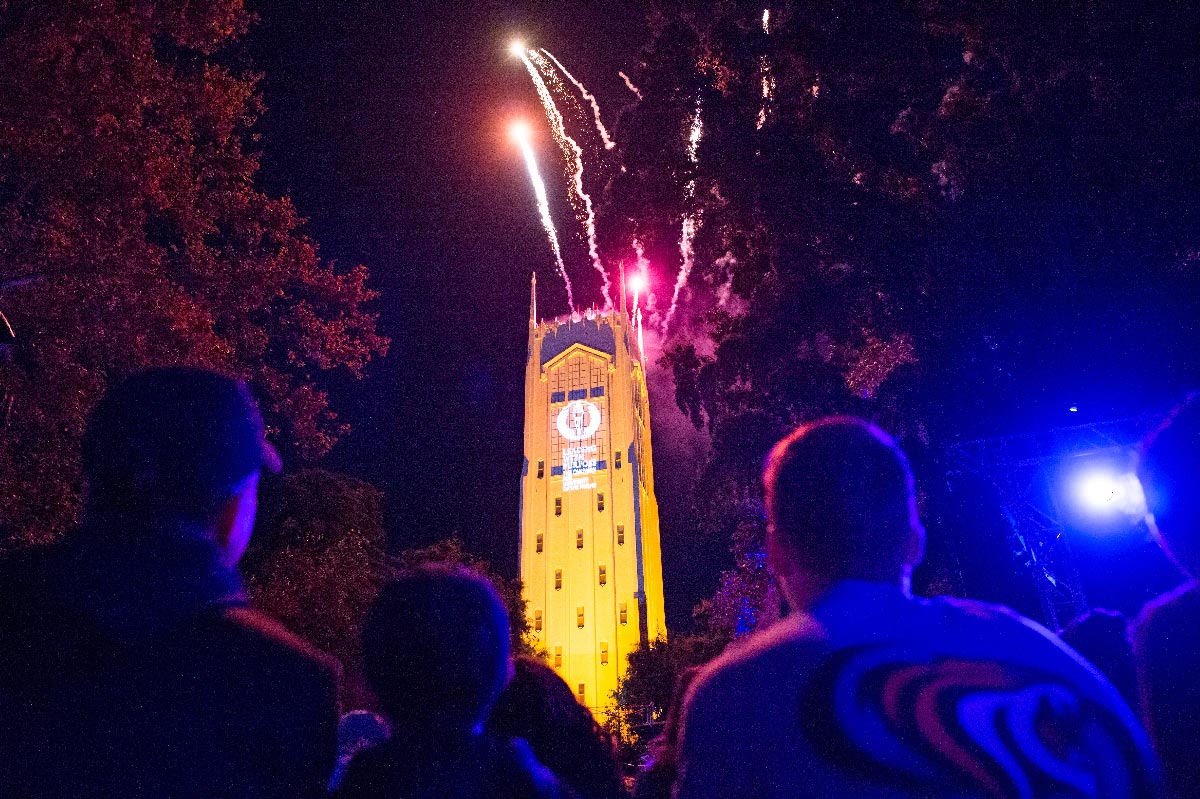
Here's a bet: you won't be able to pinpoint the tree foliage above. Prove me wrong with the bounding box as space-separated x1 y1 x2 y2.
0 0 388 548
242 469 389 704
604 0 1200 632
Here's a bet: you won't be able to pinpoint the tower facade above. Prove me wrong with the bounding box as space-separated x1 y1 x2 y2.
520 275 666 713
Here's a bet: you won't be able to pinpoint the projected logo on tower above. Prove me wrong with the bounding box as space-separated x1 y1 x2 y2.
557 400 602 492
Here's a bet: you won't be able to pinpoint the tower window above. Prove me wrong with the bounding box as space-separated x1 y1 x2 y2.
590 386 604 398
615 451 622 469
536 533 543 553
577 683 586 702
598 565 606 586
555 497 562 517
597 493 605 512
619 603 628 625
534 610 542 631
600 642 609 665
554 570 562 590
537 460 544 479
576 529 584 549
577 606 585 628
554 646 562 668
617 525 624 546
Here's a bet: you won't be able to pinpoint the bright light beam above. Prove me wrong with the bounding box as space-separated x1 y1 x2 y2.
539 49 616 150
511 122 574 311
1074 469 1147 517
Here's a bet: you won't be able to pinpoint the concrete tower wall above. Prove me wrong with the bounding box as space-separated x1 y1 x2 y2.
520 280 666 713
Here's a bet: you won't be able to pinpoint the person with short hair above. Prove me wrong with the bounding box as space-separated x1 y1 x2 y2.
675 417 1159 798
335 566 566 799
1134 394 1200 797
0 367 339 798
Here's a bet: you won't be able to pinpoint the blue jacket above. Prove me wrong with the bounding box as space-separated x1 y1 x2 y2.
677 581 1160 798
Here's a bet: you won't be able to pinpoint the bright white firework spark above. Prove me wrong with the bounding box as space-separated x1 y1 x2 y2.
619 71 643 100
511 121 574 310
663 102 703 334
757 10 774 129
539 49 616 150
518 47 611 309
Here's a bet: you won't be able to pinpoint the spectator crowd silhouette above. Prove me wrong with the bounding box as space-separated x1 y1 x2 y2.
3 367 1199 797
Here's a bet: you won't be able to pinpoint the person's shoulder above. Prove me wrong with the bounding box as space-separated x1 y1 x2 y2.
686 615 827 709
1133 581 1199 648
203 605 341 682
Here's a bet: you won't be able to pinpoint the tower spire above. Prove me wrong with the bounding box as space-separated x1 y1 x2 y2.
618 261 627 317
529 271 538 328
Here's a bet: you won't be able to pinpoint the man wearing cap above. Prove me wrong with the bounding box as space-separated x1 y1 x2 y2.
0 367 340 798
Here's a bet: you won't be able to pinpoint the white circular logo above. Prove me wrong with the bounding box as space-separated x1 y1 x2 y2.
556 400 602 441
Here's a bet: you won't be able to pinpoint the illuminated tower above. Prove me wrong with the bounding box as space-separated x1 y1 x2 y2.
520 272 666 713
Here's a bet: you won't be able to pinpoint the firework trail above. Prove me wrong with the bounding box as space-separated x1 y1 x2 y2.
619 71 643 100
512 123 574 310
758 9 775 130
540 49 616 150
663 102 703 334
517 47 612 309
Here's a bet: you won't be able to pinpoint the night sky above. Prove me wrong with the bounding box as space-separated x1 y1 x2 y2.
245 2 710 625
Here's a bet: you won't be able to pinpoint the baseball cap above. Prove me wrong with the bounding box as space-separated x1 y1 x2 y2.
83 367 281 509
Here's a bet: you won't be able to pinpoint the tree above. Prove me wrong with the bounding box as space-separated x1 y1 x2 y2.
241 469 389 704
605 0 1200 627
602 633 725 764
0 0 388 549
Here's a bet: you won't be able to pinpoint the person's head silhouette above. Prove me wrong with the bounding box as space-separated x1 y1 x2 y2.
362 565 511 736
763 416 924 610
82 367 280 565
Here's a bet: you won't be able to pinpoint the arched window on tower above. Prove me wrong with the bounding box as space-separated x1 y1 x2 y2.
534 610 542 631
555 569 562 590
576 529 584 549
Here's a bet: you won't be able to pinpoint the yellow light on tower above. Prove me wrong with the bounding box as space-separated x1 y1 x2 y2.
509 39 527 58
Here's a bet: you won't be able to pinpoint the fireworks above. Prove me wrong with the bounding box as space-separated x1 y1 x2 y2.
619 71 643 100
507 38 710 334
511 121 574 311
513 45 611 309
540 49 616 150
663 101 703 334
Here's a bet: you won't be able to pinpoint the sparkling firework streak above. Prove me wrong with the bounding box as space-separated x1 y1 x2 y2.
517 47 611 309
619 71 643 100
539 49 616 150
511 122 574 310
758 9 774 130
663 103 704 334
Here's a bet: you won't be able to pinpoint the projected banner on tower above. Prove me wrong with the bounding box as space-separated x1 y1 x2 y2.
557 400 601 491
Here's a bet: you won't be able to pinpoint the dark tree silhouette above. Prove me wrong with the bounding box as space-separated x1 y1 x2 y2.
0 0 388 548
